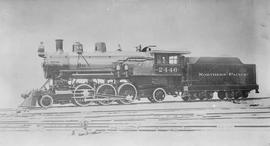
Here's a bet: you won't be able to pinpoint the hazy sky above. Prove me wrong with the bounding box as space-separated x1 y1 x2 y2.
0 0 269 107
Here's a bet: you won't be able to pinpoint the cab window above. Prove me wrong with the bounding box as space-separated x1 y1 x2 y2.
162 56 167 64
169 55 178 64
156 55 168 64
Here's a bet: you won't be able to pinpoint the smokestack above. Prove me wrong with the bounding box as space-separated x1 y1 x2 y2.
56 39 63 52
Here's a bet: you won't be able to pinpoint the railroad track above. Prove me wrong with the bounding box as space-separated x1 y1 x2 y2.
18 96 270 110
0 97 270 133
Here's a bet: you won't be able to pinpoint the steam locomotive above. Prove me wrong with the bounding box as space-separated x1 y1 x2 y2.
21 39 259 107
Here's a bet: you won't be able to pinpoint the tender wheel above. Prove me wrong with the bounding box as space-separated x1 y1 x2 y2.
234 91 241 99
182 96 190 101
96 84 116 105
198 92 206 101
181 91 190 101
152 88 166 103
72 84 94 107
241 91 249 99
218 91 226 100
206 92 214 100
226 91 233 99
38 94 53 108
190 92 198 100
116 83 137 104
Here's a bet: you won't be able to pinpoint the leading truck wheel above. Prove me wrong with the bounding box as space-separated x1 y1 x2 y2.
72 84 94 107
116 83 137 104
96 84 116 105
38 94 53 108
152 88 166 103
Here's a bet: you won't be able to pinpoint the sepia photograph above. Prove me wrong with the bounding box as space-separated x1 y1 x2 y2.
0 0 269 145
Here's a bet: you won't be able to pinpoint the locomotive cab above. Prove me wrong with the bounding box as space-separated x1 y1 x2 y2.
151 50 190 75
131 50 191 99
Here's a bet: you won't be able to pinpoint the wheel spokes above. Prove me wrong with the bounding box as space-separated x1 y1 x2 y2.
96 84 116 105
117 83 137 104
72 84 94 106
152 88 166 103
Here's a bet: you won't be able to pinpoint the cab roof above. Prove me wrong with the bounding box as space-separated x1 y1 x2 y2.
150 50 191 55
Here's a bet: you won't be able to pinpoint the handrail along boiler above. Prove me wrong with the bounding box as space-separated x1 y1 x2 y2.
26 39 259 107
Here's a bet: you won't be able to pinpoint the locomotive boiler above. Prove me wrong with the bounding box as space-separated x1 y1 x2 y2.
21 39 259 108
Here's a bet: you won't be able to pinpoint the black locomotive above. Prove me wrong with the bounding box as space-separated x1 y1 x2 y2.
21 39 259 107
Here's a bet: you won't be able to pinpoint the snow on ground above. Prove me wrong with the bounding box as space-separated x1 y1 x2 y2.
0 130 270 146
0 97 270 146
